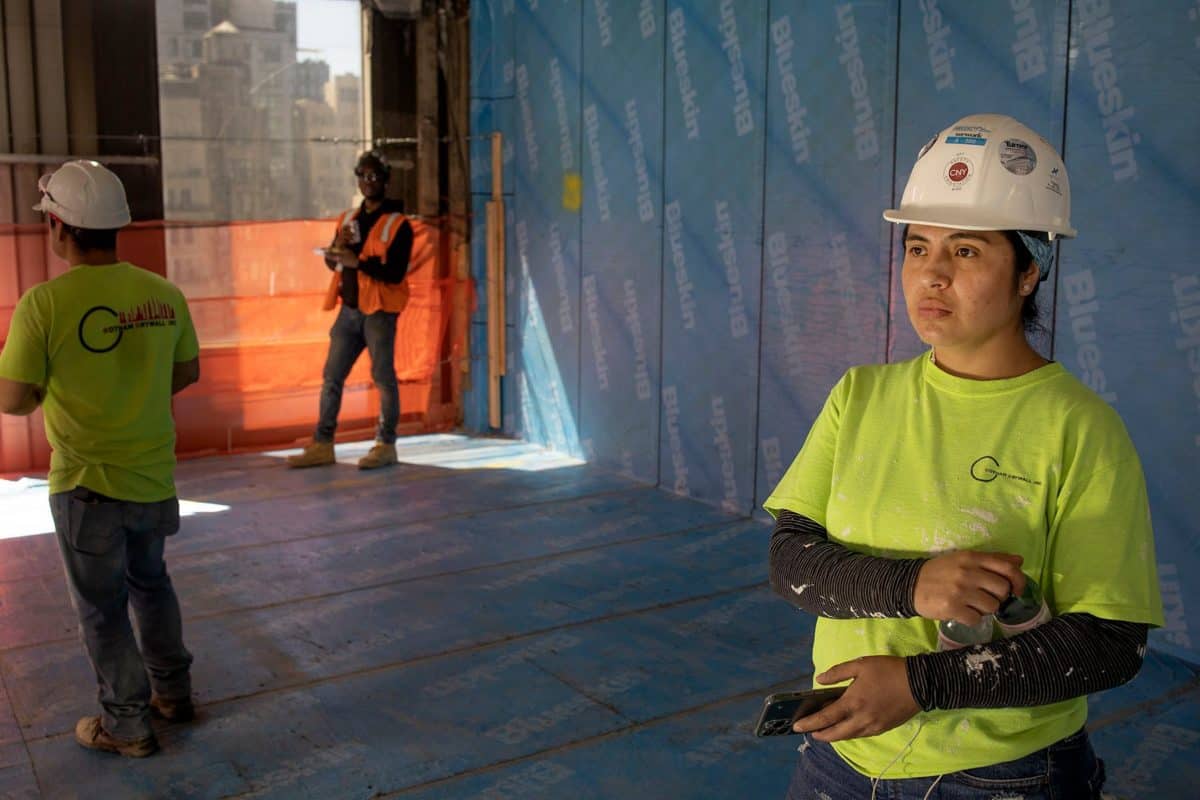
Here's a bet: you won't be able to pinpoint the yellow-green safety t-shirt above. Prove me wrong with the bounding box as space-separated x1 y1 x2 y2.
0 262 199 502
764 353 1163 779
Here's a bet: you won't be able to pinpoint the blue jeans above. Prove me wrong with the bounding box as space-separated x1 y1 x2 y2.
316 305 400 445
786 728 1105 799
50 488 193 741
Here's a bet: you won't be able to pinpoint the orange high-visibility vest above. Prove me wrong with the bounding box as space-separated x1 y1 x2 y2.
321 206 410 314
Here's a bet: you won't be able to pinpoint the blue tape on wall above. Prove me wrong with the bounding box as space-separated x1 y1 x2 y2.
578 1 665 484
888 0 1070 361
754 1 897 517
1059 0 1200 664
659 0 768 515
510 0 584 456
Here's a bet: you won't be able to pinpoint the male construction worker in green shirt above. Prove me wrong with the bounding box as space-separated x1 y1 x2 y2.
0 160 199 757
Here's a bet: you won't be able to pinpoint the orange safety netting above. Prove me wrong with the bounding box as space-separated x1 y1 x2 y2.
0 217 473 474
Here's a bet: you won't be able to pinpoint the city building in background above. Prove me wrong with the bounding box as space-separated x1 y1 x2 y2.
155 0 365 341
156 0 363 225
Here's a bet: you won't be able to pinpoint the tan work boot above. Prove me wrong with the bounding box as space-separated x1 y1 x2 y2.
357 442 397 470
74 716 158 758
286 441 335 468
150 694 195 723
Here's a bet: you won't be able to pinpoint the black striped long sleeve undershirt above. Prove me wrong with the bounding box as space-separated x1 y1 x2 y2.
769 510 1149 710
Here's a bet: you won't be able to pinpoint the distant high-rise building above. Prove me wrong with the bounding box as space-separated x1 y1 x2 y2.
156 0 362 225
327 73 362 140
295 59 331 104
156 0 212 72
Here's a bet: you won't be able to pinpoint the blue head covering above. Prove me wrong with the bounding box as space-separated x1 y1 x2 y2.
1016 232 1055 283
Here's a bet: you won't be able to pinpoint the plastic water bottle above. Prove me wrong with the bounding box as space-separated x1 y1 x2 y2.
996 576 1052 636
937 616 995 651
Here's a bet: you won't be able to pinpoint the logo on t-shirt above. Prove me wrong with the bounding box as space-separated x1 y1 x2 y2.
970 455 1042 486
78 299 178 353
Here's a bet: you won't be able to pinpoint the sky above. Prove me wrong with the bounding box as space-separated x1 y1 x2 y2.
295 0 362 77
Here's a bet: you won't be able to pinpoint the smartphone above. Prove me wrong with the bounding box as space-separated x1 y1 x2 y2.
753 687 846 737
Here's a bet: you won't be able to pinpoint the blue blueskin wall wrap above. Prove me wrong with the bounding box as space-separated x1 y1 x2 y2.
1059 0 1200 660
469 3 516 201
659 0 767 516
755 1 896 521
467 0 1200 664
888 0 1070 361
578 1 665 484
469 0 496 98
510 0 584 457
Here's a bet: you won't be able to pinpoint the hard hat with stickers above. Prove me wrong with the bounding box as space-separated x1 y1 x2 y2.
884 113 1076 240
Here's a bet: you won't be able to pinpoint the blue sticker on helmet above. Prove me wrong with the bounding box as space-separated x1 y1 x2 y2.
945 135 987 145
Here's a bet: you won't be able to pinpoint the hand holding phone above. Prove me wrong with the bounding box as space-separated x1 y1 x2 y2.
753 687 846 737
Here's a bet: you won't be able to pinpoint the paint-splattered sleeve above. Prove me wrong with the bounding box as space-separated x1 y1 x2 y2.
906 613 1148 710
768 510 927 619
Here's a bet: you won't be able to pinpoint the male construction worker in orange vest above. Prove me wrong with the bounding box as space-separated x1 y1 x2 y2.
288 150 414 469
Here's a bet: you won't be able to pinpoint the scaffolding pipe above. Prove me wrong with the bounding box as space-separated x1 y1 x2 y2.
0 153 158 166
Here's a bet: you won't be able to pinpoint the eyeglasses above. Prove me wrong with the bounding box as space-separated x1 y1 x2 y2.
355 171 385 183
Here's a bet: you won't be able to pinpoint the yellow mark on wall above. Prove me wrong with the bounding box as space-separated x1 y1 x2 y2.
562 172 582 211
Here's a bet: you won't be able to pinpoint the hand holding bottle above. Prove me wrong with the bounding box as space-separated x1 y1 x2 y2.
914 551 1026 625
937 616 995 651
995 576 1052 635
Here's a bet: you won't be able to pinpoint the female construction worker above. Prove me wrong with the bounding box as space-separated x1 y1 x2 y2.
765 114 1163 798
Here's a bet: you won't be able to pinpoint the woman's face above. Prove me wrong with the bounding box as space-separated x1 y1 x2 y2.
901 225 1036 355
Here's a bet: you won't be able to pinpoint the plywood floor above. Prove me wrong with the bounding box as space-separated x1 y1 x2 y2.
1 435 1196 799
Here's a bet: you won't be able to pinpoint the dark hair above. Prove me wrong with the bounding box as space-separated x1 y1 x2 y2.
1002 230 1048 335
63 223 119 252
355 150 390 179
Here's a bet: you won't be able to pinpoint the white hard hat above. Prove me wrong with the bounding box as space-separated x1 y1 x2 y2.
884 114 1075 239
33 160 132 229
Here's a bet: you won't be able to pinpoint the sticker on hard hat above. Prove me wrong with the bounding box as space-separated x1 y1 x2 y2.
1044 164 1062 196
945 135 987 146
999 139 1037 176
943 156 974 188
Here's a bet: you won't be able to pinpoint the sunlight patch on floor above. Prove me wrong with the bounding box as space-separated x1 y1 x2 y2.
264 434 584 472
0 478 231 541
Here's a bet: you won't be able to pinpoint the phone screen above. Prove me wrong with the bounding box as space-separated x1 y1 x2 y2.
753 687 846 737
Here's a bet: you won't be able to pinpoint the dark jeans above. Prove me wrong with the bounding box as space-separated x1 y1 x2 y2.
316 305 400 445
786 728 1105 800
50 488 193 741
